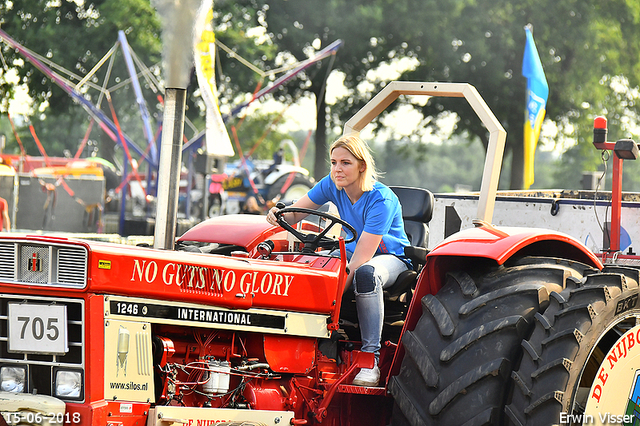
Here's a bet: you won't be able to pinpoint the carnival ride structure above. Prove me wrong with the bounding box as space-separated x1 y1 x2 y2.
0 25 342 235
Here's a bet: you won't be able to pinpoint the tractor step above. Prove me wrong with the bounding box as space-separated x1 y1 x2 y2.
337 384 386 395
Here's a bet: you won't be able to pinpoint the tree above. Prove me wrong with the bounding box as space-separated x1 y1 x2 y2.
378 135 487 192
0 0 162 114
262 0 640 189
262 0 424 179
225 111 292 161
4 0 640 192
0 0 164 159
0 0 277 161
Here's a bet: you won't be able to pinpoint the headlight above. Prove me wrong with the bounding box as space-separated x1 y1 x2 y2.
0 365 26 392
54 370 82 399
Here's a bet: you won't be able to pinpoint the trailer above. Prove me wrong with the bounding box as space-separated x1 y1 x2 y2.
431 189 640 256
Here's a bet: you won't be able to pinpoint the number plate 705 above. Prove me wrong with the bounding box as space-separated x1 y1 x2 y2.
8 303 68 355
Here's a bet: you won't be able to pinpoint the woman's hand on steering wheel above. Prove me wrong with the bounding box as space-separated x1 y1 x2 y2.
267 205 357 253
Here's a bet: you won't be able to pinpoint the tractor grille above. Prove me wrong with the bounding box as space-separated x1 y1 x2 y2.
57 247 88 286
0 295 84 400
0 243 13 281
0 241 87 288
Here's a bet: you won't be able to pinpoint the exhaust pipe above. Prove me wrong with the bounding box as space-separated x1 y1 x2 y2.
154 88 187 250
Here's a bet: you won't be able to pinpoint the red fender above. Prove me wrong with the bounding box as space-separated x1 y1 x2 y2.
387 222 603 384
430 222 602 269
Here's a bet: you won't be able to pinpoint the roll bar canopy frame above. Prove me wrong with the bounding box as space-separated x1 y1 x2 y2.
343 81 506 223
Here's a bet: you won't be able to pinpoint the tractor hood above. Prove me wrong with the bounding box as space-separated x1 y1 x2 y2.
178 214 277 249
0 234 343 316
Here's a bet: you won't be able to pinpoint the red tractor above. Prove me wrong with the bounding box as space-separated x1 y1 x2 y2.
1 82 639 426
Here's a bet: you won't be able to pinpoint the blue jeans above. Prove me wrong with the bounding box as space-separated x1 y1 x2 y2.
352 254 409 356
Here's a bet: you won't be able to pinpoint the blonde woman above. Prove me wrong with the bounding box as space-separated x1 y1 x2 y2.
266 135 410 387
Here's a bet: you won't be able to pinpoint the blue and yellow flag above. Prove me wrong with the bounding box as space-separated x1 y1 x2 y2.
522 25 548 189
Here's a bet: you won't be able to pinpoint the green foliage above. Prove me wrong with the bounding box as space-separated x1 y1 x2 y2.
377 136 486 192
0 0 277 163
225 111 290 161
261 0 640 189
0 115 23 154
211 1 278 103
0 0 162 114
3 0 640 193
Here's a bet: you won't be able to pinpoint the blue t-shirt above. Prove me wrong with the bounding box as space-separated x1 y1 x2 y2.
307 176 411 264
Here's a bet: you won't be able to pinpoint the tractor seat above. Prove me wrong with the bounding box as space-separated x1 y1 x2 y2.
384 186 434 299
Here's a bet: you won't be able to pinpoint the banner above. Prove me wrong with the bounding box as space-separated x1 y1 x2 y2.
194 0 234 157
522 25 548 189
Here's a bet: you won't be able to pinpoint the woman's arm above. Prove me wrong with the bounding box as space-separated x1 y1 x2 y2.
2 209 9 231
344 231 382 290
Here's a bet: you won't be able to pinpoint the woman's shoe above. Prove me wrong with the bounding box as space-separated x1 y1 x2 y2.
352 364 380 387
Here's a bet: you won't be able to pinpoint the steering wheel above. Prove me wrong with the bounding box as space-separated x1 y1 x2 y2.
275 207 357 253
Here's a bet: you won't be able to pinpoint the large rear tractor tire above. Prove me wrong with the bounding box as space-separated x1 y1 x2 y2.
505 265 640 426
388 257 594 426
